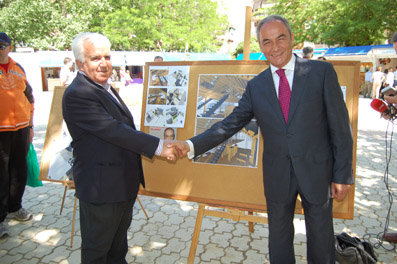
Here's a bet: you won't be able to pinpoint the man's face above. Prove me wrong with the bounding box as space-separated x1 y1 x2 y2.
259 20 294 69
77 40 112 85
0 43 12 59
164 129 175 140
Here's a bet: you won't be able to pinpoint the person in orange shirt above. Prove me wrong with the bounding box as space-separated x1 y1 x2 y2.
0 32 34 238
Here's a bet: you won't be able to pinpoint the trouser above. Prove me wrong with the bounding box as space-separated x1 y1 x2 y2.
364 81 372 98
266 167 335 264
0 127 30 223
79 198 136 264
372 82 382 98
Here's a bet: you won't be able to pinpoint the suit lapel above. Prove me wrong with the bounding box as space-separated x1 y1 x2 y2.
79 73 136 128
288 57 310 125
109 87 136 128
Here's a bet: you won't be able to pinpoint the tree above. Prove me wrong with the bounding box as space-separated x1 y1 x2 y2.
266 0 396 46
0 0 112 50
0 0 227 52
95 0 228 51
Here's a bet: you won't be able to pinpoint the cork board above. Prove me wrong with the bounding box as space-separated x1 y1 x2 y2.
140 60 359 219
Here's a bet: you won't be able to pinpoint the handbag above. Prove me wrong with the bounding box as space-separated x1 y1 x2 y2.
335 232 377 264
26 143 43 187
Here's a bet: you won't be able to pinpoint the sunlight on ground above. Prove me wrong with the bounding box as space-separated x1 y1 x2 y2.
34 229 59 244
130 246 143 256
150 241 166 250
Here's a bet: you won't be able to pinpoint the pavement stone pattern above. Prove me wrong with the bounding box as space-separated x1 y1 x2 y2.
1 90 396 263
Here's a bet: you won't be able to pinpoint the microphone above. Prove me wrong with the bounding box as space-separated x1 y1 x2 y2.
371 98 397 120
370 98 388 113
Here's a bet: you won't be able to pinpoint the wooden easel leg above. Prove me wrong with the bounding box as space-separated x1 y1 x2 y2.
248 211 254 233
188 204 205 264
137 196 149 220
70 196 78 247
60 185 68 215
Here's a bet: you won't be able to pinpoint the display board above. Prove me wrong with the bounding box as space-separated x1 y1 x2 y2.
140 60 360 219
38 60 359 219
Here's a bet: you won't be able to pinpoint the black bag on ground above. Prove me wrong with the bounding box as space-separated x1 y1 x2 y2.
335 232 377 264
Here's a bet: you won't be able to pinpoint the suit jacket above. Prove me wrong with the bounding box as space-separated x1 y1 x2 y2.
191 56 353 204
62 73 159 203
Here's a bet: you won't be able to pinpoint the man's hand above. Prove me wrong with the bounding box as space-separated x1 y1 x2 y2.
168 141 190 158
160 140 178 161
384 94 397 104
331 183 351 201
29 127 34 143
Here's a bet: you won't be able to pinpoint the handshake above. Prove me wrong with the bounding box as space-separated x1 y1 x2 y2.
160 140 191 161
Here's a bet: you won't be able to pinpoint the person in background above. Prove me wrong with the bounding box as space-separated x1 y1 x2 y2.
0 32 34 238
394 65 397 87
372 66 385 98
302 46 313 59
386 67 394 87
364 68 373 98
60 57 76 86
171 15 353 263
154 55 163 62
382 32 397 104
62 32 177 263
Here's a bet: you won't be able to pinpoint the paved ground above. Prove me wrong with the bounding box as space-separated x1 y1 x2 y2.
0 88 396 263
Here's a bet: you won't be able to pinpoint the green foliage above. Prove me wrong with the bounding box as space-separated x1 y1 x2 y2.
0 0 227 52
97 0 228 52
0 0 112 50
266 0 396 46
232 38 261 58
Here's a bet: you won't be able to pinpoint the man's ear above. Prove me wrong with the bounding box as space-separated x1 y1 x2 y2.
75 60 83 70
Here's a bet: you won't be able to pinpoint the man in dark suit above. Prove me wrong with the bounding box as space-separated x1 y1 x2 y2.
172 15 353 263
62 32 176 264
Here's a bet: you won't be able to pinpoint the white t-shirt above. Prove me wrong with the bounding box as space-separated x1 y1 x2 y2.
60 66 76 86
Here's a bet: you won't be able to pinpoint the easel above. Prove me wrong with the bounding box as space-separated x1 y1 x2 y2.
59 181 150 248
187 7 262 263
187 203 267 264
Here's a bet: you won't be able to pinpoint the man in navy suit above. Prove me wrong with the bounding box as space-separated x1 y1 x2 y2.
62 32 176 264
172 15 353 263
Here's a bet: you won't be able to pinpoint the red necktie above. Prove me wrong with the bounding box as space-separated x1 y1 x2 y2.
276 69 291 123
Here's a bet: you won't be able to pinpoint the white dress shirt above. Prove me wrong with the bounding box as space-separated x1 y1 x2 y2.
186 55 297 159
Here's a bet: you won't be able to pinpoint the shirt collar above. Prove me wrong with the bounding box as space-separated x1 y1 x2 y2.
270 54 296 74
78 70 111 90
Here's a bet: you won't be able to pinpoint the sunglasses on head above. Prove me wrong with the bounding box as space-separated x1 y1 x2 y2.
0 44 10 50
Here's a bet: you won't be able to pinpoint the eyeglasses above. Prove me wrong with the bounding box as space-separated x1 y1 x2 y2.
0 44 10 50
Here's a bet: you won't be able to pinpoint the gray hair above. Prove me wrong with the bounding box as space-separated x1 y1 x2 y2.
256 15 292 43
302 46 314 58
71 32 111 63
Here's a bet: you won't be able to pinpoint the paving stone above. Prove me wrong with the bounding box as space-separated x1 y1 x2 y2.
229 235 250 251
41 245 70 263
0 253 23 264
157 224 179 239
220 247 244 263
19 257 41 264
174 227 194 242
201 243 225 261
1 93 397 264
209 232 232 248
154 252 181 264
160 237 186 254
8 239 38 255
